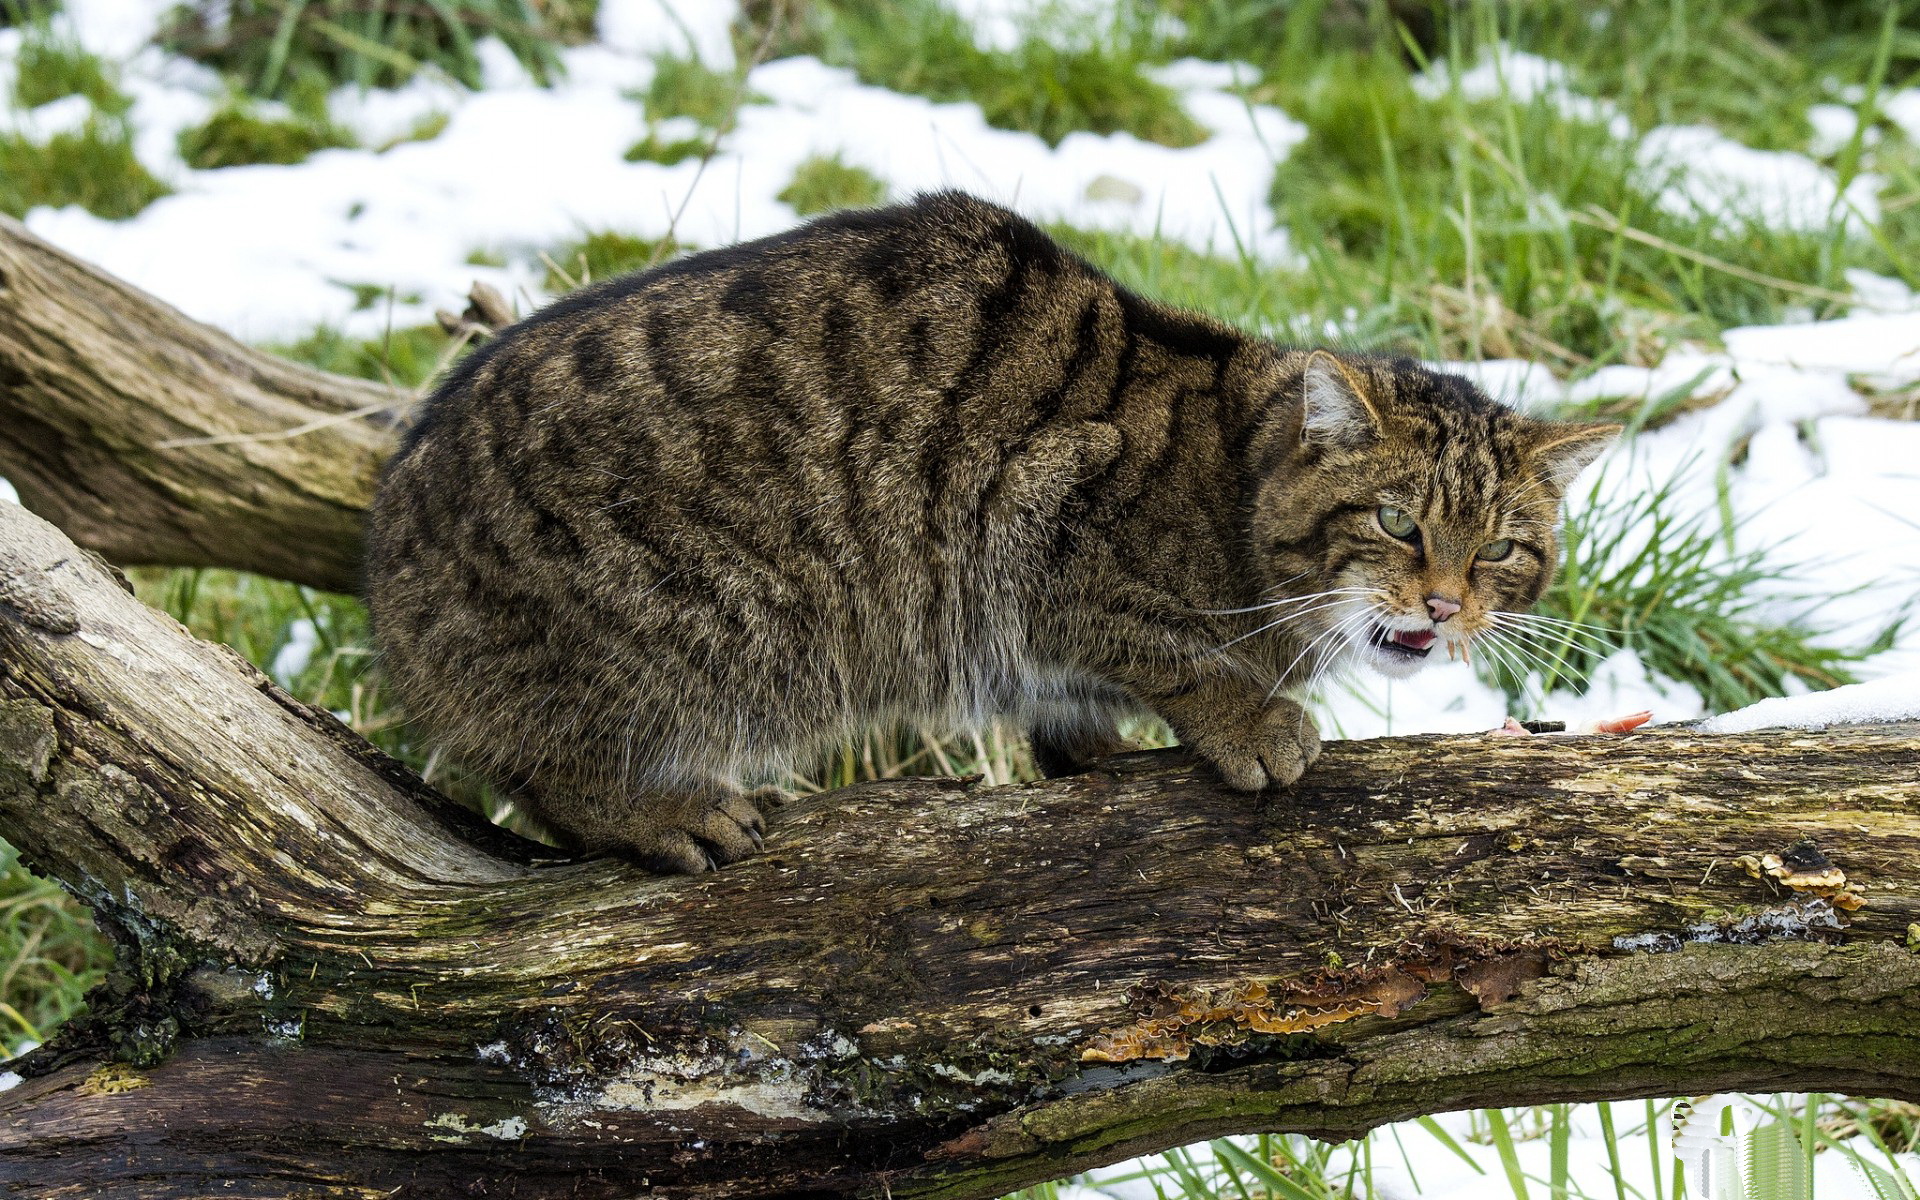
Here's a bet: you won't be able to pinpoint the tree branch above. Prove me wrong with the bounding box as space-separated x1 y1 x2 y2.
4 497 1919 1197
0 214 402 593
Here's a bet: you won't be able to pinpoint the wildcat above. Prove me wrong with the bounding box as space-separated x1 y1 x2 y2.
365 191 1616 873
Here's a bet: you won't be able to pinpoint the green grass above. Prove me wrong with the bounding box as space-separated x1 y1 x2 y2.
1480 467 1899 715
0 120 171 219
10 31 128 114
641 53 761 130
624 126 710 165
177 99 357 169
0 839 107 1057
786 0 1207 148
779 153 888 214
272 323 464 391
0 19 166 219
542 229 677 290
157 0 597 98
624 52 765 164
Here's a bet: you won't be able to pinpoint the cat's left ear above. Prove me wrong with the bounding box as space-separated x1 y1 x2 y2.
1300 350 1384 449
1529 422 1623 493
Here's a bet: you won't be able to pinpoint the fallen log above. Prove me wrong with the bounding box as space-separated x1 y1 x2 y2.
4 498 1919 1197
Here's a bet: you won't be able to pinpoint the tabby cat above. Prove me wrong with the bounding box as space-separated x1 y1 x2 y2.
366 192 1616 873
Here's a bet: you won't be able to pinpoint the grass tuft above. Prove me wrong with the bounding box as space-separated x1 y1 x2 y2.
788 0 1206 148
0 840 108 1058
641 53 760 130
542 229 677 290
1482 469 1896 714
779 153 887 215
0 120 171 219
271 324 463 391
10 33 128 114
157 0 597 98
178 99 357 170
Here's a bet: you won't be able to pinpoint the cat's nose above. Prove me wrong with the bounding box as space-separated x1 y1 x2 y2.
1425 595 1462 623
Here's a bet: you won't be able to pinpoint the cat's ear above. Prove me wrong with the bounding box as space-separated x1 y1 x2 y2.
1529 422 1622 493
1300 350 1383 449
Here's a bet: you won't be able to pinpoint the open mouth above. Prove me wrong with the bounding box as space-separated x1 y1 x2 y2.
1368 623 1436 660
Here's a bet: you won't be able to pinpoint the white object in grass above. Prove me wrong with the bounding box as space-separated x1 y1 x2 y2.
1697 671 1920 734
270 618 321 687
1673 1095 1762 1200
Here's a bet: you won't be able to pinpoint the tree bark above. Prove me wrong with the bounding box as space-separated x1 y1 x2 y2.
4 496 1920 1197
3 216 1920 1199
0 214 401 594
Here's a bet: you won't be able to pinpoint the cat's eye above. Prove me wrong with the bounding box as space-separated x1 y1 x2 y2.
1479 538 1514 562
1377 506 1418 541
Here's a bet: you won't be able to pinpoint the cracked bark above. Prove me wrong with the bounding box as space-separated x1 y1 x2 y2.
2 213 1919 1200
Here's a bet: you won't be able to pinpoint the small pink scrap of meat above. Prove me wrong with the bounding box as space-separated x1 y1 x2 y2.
1490 711 1653 737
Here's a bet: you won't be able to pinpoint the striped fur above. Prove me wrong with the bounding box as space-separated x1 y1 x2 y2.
365 192 1616 873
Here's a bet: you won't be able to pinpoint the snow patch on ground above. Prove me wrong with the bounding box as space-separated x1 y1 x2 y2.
17 11 1303 341
1416 47 1877 232
1639 123 1881 231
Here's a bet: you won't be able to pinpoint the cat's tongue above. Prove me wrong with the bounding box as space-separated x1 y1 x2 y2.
1388 629 1436 651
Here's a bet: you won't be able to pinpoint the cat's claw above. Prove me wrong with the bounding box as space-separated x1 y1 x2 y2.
1197 698 1323 790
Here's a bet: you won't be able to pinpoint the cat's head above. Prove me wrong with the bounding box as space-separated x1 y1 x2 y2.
1250 350 1618 682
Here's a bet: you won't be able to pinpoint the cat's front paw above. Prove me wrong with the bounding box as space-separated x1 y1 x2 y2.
1191 698 1322 791
621 787 773 874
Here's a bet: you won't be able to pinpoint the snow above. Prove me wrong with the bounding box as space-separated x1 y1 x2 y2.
13 3 1303 342
1412 46 1631 137
1698 671 1920 733
1880 86 1920 146
1723 309 1920 383
598 0 738 66
1417 47 1878 233
943 0 1184 54
1807 102 1871 157
270 619 322 686
1 93 92 139
1638 123 1882 232
1429 358 1566 413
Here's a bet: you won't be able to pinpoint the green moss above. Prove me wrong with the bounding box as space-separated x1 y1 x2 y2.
376 111 450 152
177 101 357 170
778 153 888 215
0 120 171 220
